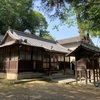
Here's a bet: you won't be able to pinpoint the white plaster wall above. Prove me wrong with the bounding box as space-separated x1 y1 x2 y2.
62 42 80 51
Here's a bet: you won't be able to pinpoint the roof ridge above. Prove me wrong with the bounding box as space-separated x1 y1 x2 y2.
0 29 69 54
58 36 81 41
58 36 81 45
9 29 56 44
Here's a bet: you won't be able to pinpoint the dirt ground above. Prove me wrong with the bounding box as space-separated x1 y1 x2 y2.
0 81 100 100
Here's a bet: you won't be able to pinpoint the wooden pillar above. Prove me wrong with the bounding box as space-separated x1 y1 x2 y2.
96 68 98 81
41 50 43 70
97 58 99 81
63 55 66 75
69 56 71 69
87 59 91 82
49 53 51 76
92 57 96 85
75 58 78 83
88 70 91 82
17 45 20 73
18 45 22 73
99 58 100 80
8 47 9 72
85 57 88 85
18 45 21 60
31 47 33 71
85 69 88 85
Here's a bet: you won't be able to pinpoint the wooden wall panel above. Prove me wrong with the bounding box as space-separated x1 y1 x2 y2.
18 60 32 72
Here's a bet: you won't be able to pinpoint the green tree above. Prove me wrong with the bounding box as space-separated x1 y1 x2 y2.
39 30 55 41
34 0 100 37
0 0 48 35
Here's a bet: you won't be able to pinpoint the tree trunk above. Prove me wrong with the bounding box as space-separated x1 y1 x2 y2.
75 9 85 38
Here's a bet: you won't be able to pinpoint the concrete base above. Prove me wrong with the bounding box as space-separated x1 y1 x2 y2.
7 73 18 80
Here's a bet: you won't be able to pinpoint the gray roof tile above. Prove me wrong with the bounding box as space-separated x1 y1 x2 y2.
0 29 69 54
58 36 81 44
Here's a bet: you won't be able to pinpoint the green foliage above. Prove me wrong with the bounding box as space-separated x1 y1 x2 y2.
73 0 100 37
34 0 100 37
38 30 55 41
0 0 48 35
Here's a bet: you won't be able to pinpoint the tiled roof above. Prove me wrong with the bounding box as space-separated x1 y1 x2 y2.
58 35 94 46
58 36 81 45
67 42 100 56
0 29 69 54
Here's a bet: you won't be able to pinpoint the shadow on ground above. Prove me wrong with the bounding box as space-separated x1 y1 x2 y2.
0 81 100 100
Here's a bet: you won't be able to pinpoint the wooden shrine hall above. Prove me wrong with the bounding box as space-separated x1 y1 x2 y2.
68 42 100 85
0 29 69 79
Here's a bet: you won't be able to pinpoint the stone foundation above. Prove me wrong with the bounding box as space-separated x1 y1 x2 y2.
0 73 17 80
0 72 44 80
7 73 18 80
17 72 44 79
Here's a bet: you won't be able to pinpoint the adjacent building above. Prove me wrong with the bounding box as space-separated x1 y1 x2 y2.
58 35 100 85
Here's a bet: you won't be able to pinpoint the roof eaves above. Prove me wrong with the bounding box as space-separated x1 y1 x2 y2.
81 42 100 53
67 42 100 56
0 41 16 47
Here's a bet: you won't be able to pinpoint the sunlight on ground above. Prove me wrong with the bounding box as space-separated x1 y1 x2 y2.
0 80 100 100
27 80 48 84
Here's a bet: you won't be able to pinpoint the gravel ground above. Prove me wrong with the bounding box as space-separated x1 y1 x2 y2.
0 81 100 100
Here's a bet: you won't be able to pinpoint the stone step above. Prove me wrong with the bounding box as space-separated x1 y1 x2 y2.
52 78 76 84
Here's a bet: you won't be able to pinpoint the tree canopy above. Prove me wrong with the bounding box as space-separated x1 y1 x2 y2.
34 0 100 37
0 0 48 35
38 30 55 41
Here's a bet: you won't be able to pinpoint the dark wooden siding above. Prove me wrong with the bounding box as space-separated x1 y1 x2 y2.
18 60 32 72
0 46 18 73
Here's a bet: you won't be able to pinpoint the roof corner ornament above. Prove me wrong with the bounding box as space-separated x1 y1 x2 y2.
86 33 89 40
81 32 90 44
16 39 23 43
24 39 27 43
56 40 58 43
51 46 53 49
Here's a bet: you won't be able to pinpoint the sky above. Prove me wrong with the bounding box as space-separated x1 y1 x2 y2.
34 2 100 46
47 18 100 46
